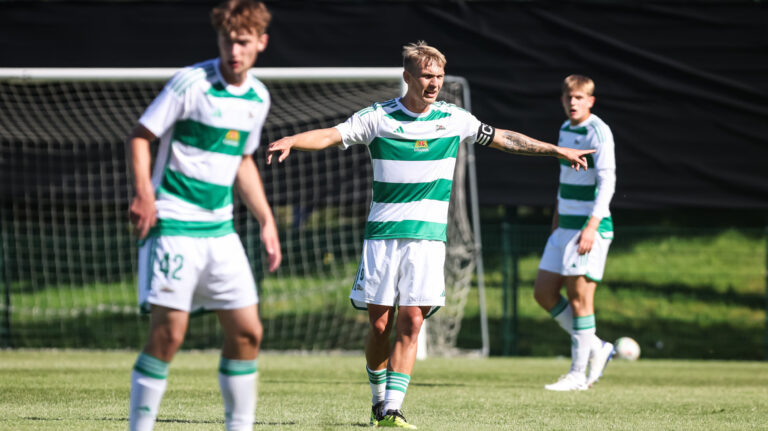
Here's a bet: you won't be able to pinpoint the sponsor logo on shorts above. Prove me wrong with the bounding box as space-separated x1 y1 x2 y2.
353 283 364 291
160 285 174 292
414 140 429 152
436 124 446 131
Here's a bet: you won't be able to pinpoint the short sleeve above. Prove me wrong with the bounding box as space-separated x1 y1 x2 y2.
138 81 185 139
334 106 380 149
457 109 483 145
244 91 270 155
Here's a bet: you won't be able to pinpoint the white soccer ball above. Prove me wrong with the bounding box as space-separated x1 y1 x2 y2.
614 337 641 361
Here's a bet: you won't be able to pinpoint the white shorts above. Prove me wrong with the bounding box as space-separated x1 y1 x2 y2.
137 233 258 313
538 228 613 282
350 239 446 310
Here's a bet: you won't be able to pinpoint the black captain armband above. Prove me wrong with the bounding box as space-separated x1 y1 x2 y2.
476 123 495 146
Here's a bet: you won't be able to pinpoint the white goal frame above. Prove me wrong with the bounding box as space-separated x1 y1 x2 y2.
0 67 490 357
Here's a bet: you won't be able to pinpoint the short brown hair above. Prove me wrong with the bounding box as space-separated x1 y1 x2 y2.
211 0 271 36
562 74 595 96
402 41 447 75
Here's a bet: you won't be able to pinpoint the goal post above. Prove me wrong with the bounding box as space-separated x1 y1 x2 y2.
0 67 488 356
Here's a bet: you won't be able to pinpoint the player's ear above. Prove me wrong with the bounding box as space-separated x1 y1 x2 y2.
257 33 269 53
587 95 595 109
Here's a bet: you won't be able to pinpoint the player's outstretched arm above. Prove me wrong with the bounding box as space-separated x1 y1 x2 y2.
237 155 282 272
489 128 595 171
127 125 158 239
266 128 343 165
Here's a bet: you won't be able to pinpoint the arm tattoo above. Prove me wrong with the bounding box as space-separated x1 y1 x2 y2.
500 131 556 155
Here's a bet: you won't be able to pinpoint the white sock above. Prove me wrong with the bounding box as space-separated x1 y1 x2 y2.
571 315 597 374
366 366 386 405
383 371 410 413
129 353 169 431
549 296 574 335
218 358 258 431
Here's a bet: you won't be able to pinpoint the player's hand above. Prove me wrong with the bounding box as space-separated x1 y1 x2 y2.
559 148 595 171
266 137 294 165
260 219 282 272
577 227 596 255
129 193 157 239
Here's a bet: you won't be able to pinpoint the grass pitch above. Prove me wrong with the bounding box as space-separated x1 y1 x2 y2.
1 350 767 430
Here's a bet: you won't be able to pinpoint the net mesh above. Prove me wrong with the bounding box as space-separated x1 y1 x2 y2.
0 72 476 355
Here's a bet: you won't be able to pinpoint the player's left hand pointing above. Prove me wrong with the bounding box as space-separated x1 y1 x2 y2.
558 147 595 171
266 137 294 165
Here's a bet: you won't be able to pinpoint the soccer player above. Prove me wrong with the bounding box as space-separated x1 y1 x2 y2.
534 75 616 391
266 42 594 429
126 1 280 430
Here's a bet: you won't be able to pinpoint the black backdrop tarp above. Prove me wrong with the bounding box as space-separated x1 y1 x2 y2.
2 0 767 209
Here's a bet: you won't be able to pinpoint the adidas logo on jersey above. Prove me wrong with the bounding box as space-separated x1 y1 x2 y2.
393 126 404 134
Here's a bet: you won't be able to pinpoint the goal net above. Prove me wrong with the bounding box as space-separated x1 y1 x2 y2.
0 68 483 356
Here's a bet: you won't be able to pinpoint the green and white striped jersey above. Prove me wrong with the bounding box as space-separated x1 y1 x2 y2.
556 114 616 236
335 98 482 242
139 58 270 237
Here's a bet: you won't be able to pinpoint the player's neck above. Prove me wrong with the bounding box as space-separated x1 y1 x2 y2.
218 61 248 87
400 95 431 114
570 112 591 126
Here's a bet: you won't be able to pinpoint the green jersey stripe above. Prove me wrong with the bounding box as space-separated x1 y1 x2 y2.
365 220 446 241
560 125 588 135
560 183 597 201
159 169 233 211
560 155 594 168
385 109 451 122
558 214 614 233
172 119 249 156
370 136 460 162
207 82 264 102
372 179 452 204
149 219 235 237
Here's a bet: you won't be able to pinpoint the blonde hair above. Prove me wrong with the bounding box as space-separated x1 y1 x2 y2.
562 74 595 96
211 0 271 36
402 41 447 74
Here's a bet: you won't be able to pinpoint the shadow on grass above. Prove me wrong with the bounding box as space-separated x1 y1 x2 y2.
457 314 765 360
4 309 764 361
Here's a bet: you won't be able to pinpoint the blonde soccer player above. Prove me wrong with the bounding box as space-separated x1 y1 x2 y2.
534 75 617 391
127 1 281 430
267 42 594 429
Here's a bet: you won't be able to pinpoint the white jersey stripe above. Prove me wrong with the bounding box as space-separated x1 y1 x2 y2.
368 199 450 224
372 158 456 184
156 193 234 222
167 141 242 187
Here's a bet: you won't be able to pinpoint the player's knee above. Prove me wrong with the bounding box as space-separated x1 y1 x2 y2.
235 327 261 349
148 326 185 358
370 318 392 339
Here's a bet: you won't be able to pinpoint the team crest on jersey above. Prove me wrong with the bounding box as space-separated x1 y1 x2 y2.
223 130 240 146
414 140 429 152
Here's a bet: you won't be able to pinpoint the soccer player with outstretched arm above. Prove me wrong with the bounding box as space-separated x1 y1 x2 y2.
267 42 594 429
534 75 617 392
127 1 280 430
